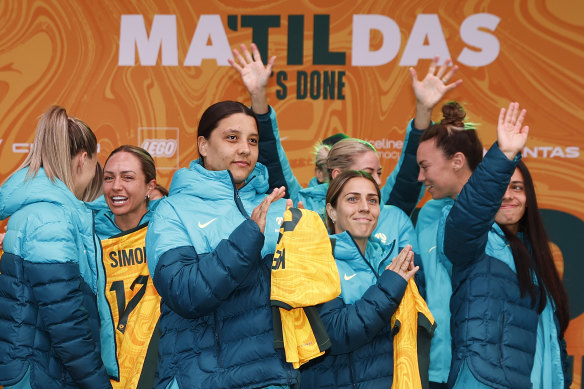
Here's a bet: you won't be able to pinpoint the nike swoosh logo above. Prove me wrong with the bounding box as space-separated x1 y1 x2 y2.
344 273 357 281
198 218 217 229
428 246 436 254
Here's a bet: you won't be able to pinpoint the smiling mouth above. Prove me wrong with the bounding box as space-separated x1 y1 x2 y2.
111 196 128 205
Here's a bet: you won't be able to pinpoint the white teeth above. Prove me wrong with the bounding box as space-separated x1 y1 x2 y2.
112 196 127 201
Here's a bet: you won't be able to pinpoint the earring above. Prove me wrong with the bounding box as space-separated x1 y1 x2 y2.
332 220 335 224
145 194 150 200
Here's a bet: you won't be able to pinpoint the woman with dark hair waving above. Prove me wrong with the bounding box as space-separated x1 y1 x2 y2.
301 170 432 388
145 101 297 388
0 106 111 388
439 103 571 388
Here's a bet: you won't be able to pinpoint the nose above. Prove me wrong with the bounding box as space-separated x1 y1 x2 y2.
358 198 370 212
502 187 512 200
239 140 250 155
417 170 425 182
112 177 122 190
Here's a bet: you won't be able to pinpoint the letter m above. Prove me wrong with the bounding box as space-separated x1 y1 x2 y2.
119 15 178 66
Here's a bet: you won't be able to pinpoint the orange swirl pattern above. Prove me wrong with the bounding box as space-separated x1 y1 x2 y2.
0 0 582 387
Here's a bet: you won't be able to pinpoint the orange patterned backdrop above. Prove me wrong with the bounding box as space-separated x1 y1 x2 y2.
0 0 583 386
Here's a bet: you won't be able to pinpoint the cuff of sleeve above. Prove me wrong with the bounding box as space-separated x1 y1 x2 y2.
254 105 273 122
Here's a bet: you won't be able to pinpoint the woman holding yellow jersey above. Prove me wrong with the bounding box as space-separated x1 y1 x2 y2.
88 145 163 389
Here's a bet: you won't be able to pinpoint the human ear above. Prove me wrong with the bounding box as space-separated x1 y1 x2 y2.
197 136 208 157
146 179 156 196
331 168 342 180
451 152 466 172
326 203 337 224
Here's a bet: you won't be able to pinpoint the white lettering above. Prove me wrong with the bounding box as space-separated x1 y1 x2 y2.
522 146 580 159
400 14 452 66
566 146 580 158
119 15 178 66
351 15 400 66
458 13 500 66
142 139 177 158
184 15 232 66
12 143 30 153
523 146 538 158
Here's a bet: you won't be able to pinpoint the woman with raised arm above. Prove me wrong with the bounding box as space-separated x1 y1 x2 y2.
0 106 111 388
229 45 460 217
438 103 571 388
414 101 484 388
145 101 298 388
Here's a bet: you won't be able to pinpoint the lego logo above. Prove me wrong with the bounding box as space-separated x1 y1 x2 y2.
142 139 177 158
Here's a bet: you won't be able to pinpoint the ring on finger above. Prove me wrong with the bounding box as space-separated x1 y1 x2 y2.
441 78 447 84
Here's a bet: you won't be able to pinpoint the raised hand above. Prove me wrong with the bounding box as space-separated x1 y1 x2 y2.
251 186 286 233
410 56 463 129
386 245 419 282
228 43 276 115
497 102 529 160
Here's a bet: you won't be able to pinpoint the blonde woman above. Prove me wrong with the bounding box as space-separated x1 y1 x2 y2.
0 106 112 388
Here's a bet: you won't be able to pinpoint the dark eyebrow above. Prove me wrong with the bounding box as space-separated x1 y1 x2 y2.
221 128 259 137
104 170 136 175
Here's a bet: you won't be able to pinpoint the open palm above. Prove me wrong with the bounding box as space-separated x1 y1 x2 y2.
497 102 529 160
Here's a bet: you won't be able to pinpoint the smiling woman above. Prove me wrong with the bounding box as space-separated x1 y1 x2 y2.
438 103 571 388
144 100 298 389
87 145 162 389
300 170 430 389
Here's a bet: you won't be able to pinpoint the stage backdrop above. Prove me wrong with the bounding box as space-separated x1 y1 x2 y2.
0 0 582 386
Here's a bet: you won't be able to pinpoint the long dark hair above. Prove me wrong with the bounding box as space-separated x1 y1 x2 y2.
498 161 570 336
419 101 483 171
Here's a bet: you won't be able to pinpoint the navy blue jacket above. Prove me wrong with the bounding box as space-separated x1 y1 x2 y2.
439 144 569 388
301 232 407 388
145 160 298 389
0 168 111 388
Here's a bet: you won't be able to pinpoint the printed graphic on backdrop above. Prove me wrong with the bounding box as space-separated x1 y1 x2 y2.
0 1 582 386
138 127 180 170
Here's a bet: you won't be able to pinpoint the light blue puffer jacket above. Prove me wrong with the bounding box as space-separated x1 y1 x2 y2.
145 159 298 389
0 168 111 388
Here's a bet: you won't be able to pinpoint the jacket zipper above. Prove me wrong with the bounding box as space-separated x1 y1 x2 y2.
347 232 379 279
228 171 250 219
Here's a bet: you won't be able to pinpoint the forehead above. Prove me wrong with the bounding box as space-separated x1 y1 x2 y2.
341 177 378 196
510 168 524 182
417 139 445 162
105 151 142 171
212 113 258 136
350 150 379 170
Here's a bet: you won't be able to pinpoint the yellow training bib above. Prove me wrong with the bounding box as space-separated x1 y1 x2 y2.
102 224 161 389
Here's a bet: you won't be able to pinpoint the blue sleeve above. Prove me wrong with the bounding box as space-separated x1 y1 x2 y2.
150 219 265 319
318 269 407 355
24 221 111 388
441 143 519 268
377 205 425 298
381 119 425 215
396 210 425 299
256 106 303 202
